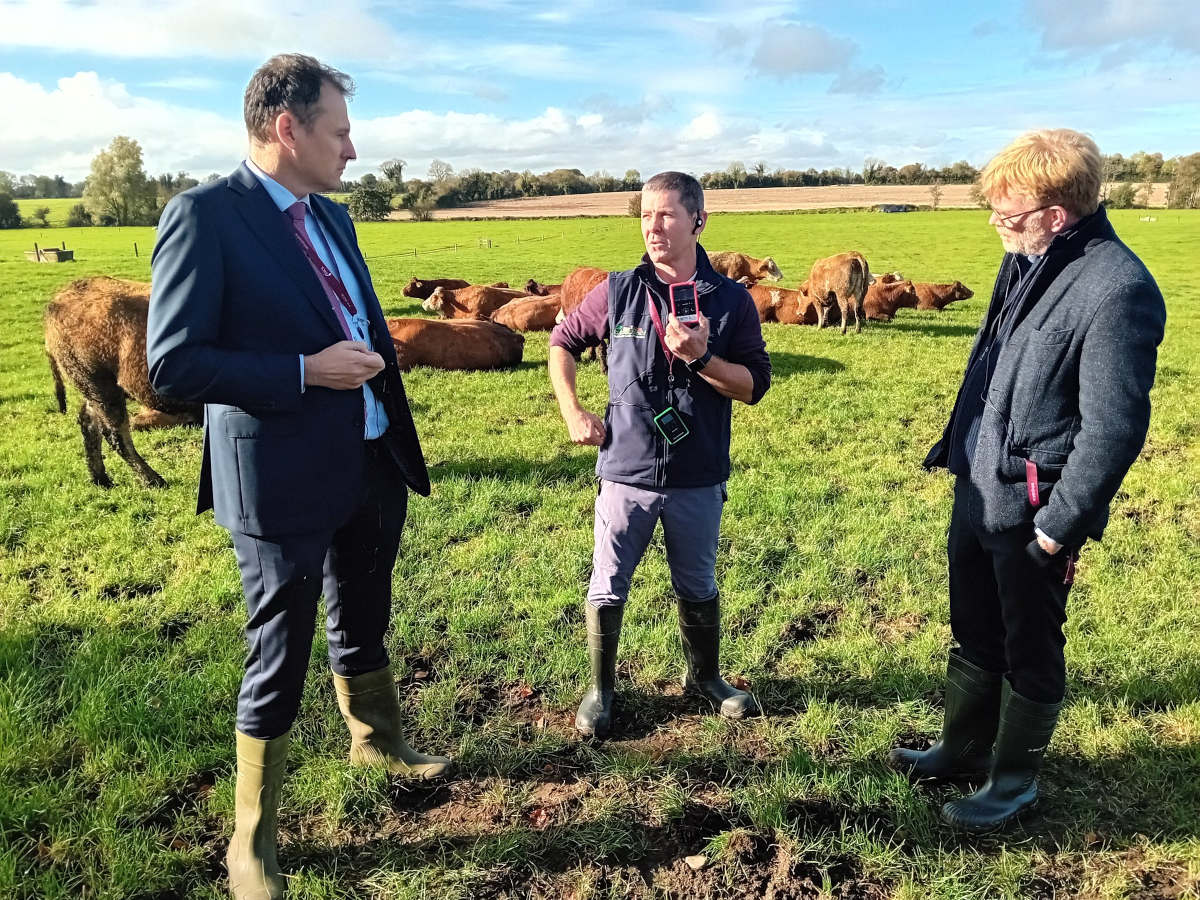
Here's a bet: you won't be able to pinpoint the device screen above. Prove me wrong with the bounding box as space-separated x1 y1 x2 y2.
670 282 698 323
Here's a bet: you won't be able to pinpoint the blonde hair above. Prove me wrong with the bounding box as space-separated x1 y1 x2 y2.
978 129 1102 218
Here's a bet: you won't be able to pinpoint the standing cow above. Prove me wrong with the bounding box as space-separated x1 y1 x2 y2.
44 277 201 488
808 252 873 334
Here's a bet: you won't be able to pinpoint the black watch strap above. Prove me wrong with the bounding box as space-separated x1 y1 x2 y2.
687 349 713 372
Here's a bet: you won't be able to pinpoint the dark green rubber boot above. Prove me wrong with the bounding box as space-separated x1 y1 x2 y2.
888 649 1003 781
575 603 624 738
678 594 760 718
941 680 1062 833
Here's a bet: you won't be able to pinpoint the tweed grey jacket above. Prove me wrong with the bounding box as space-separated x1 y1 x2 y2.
925 207 1167 547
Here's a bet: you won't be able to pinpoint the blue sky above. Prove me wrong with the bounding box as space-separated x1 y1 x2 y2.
1 0 1196 183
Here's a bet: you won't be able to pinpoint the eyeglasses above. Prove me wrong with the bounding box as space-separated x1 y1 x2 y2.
991 205 1050 228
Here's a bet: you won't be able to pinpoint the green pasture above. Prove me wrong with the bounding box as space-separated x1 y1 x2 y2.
11 198 83 228
1 209 1197 898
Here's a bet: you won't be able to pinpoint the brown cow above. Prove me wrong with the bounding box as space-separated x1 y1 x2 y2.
708 251 783 284
491 293 561 331
402 277 471 299
558 266 608 316
44 277 202 488
863 279 919 321
524 279 563 296
914 281 974 310
807 252 873 334
386 318 524 371
423 284 527 319
744 283 815 324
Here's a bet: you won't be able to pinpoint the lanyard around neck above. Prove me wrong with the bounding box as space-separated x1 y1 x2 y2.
645 287 677 374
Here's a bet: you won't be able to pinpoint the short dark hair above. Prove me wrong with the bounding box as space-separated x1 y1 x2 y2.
243 54 355 144
643 171 704 217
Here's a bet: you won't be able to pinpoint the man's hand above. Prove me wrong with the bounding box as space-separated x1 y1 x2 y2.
565 407 606 446
1036 530 1063 555
665 312 710 362
304 341 385 390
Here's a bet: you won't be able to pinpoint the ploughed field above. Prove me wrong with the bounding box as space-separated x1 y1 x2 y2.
0 209 1197 899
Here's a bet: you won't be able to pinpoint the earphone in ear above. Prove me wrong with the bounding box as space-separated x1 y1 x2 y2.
693 216 704 233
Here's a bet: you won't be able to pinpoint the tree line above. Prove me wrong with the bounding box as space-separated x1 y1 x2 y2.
2 140 1198 230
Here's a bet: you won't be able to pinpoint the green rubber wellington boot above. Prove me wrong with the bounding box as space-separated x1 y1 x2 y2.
941 680 1062 833
678 594 760 718
333 666 451 779
575 603 624 738
888 648 1002 781
227 730 289 900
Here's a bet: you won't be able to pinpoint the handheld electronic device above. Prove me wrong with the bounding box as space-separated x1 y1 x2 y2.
653 407 690 444
669 280 699 326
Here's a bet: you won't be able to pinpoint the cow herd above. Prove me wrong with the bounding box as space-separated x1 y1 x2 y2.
41 249 974 488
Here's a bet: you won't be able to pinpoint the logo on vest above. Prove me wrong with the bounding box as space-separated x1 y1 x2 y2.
613 323 648 339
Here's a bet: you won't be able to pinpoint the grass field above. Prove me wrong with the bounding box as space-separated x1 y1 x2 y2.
1 209 1197 899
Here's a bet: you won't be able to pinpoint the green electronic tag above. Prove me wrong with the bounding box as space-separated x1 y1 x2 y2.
654 406 690 444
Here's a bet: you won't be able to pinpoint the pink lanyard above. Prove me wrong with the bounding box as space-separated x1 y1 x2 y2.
645 288 677 374
292 224 359 318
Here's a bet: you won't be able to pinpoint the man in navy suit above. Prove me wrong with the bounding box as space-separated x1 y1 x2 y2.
148 54 449 899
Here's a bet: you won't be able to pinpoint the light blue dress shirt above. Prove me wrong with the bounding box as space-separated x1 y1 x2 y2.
245 158 388 439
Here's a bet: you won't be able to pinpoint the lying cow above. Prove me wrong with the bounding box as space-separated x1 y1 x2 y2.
864 279 919 321
708 251 783 284
914 281 974 310
44 277 201 488
423 284 527 319
743 283 815 324
402 276 471 299
807 251 873 334
492 293 561 331
386 318 524 371
524 279 563 296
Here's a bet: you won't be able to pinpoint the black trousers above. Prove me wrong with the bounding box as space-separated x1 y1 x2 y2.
948 477 1074 704
231 441 409 739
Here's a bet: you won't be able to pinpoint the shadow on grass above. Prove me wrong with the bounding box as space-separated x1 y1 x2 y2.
767 351 845 378
883 319 979 338
427 453 596 486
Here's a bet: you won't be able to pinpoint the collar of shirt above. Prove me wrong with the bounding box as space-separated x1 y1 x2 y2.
245 158 310 214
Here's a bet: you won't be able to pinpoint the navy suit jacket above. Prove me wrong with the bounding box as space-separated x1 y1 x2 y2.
148 163 429 537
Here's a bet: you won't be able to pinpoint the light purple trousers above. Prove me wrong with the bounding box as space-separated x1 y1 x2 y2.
587 479 726 608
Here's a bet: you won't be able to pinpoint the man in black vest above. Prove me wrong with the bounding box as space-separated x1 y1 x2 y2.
548 171 772 738
888 129 1166 832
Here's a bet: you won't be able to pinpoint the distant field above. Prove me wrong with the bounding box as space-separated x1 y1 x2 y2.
13 183 1171 230
11 197 82 228
1 210 1197 898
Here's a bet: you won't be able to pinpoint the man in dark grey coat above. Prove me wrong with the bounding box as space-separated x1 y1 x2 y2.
888 129 1166 832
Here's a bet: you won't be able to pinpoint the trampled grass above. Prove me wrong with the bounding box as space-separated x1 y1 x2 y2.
0 209 1197 898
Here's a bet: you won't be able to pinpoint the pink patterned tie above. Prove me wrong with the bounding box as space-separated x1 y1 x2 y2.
286 201 353 338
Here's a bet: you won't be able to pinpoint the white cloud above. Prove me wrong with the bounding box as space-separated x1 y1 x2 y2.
830 66 886 95
687 111 722 141
0 0 405 60
2 60 1196 186
1027 0 1200 54
751 23 857 76
142 76 222 91
0 72 244 178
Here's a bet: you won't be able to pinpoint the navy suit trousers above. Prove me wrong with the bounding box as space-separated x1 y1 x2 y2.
231 441 408 739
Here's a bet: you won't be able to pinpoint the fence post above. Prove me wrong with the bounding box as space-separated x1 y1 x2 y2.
33 242 42 261
133 242 139 258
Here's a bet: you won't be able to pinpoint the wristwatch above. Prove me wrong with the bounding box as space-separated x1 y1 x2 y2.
687 349 713 372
